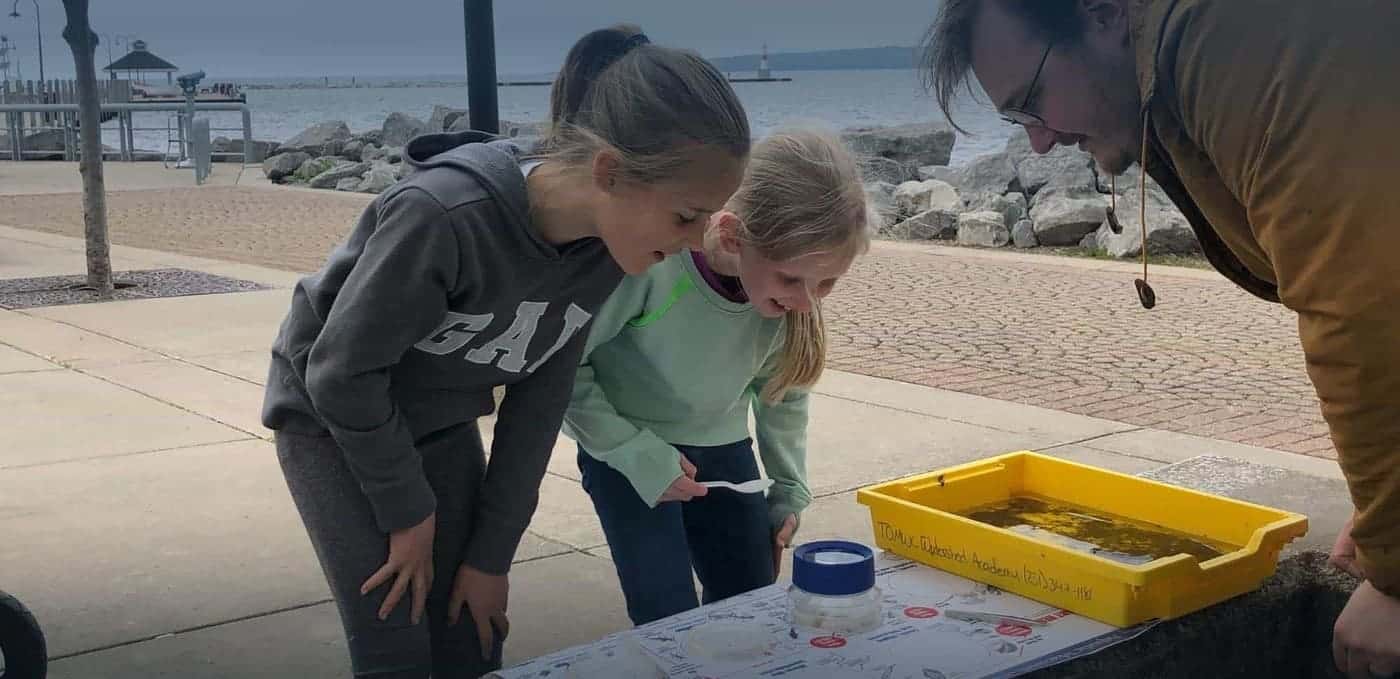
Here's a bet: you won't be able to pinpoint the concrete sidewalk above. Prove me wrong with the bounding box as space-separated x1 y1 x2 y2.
0 226 1351 678
0 160 270 195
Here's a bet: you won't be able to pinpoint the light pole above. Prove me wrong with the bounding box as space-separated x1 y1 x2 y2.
463 0 498 134
8 0 42 84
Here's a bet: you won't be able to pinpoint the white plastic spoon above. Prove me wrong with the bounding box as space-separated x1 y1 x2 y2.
701 479 774 494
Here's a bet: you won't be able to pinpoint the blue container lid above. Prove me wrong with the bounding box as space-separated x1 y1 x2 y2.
792 540 876 596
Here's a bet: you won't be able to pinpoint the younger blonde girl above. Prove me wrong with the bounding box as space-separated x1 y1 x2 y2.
562 126 873 625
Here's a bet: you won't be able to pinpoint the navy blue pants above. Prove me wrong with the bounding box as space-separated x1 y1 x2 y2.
578 439 777 626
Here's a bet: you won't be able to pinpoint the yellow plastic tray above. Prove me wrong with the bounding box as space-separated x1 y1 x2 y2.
856 451 1308 627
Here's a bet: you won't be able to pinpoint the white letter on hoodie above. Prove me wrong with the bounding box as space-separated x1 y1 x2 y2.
526 303 592 373
465 301 547 373
414 312 495 355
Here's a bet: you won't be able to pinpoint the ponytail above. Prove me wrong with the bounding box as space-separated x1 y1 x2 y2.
537 24 750 186
549 24 648 125
762 304 828 403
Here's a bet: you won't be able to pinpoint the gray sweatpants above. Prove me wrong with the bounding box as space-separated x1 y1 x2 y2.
276 421 501 678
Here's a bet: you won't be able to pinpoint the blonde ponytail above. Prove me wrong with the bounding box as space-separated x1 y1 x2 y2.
762 303 827 402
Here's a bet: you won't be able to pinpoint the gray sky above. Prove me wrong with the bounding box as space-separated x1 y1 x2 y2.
0 1 939 80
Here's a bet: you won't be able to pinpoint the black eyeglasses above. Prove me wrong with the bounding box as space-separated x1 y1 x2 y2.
1000 41 1053 128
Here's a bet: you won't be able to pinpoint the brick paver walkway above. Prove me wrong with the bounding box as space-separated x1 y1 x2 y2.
0 185 1331 457
824 249 1329 457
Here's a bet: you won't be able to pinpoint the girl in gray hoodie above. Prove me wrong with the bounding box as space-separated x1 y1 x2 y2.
261 25 750 678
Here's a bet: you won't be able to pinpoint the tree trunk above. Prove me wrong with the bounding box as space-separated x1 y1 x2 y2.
61 0 113 298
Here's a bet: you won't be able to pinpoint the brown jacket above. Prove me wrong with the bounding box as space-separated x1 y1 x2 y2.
1131 0 1400 594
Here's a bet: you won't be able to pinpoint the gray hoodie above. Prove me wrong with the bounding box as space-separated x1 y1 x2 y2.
262 130 623 574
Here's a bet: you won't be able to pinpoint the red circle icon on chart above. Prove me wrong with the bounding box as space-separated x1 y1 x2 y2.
997 622 1033 638
904 606 940 619
810 635 848 649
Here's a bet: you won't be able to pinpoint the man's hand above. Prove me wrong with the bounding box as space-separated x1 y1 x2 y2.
448 564 509 660
1334 580 1400 678
772 514 798 578
1330 513 1365 580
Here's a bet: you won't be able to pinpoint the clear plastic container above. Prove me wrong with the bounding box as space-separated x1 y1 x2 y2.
787 541 882 635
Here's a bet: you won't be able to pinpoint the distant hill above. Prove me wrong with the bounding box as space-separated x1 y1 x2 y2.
708 46 919 73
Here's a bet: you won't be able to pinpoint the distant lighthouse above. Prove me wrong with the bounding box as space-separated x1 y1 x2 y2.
757 43 772 80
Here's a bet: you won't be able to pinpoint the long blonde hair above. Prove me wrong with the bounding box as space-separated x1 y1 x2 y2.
724 127 874 402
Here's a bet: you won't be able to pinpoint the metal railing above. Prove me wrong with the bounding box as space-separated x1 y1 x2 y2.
1 101 255 165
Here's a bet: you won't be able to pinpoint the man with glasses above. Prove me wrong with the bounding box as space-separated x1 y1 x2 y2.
923 1 1400 676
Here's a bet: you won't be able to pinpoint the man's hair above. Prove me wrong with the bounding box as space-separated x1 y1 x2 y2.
922 0 1085 132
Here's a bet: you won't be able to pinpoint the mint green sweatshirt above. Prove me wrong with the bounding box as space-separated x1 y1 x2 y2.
561 252 812 530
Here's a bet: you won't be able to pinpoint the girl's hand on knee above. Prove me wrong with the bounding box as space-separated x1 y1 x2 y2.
448 564 510 659
360 512 436 625
659 454 708 503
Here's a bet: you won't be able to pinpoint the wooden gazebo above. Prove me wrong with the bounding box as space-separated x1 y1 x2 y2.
102 40 177 84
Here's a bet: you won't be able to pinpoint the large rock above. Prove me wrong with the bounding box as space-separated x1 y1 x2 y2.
213 137 278 163
1029 187 1109 246
354 130 385 147
510 120 548 138
280 121 352 156
894 179 961 219
262 151 311 181
940 150 1020 198
382 112 431 147
1017 144 1095 196
1094 188 1199 257
341 140 366 162
1097 165 1175 200
842 123 956 176
1012 219 1039 248
1003 129 1034 166
293 156 340 183
361 144 386 163
361 145 403 164
428 105 469 133
956 211 1012 247
447 115 530 136
1031 180 1101 206
964 191 1028 228
888 208 959 240
865 181 899 228
309 161 372 190
357 163 398 194
860 156 910 184
335 177 363 191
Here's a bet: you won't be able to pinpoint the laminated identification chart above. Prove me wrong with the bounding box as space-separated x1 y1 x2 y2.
489 553 1154 679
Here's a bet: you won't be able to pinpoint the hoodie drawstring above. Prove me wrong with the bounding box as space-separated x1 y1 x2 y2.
1106 110 1157 310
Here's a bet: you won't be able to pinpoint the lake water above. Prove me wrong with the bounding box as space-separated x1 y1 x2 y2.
103 69 1014 167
